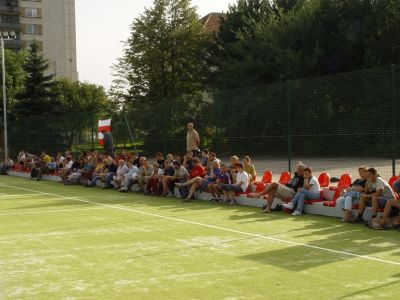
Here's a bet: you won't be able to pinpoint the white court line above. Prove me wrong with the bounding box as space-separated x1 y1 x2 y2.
0 206 108 216
1 182 400 267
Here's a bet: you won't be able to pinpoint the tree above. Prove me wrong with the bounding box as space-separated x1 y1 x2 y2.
53 79 109 149
111 0 210 152
0 49 27 115
14 41 58 117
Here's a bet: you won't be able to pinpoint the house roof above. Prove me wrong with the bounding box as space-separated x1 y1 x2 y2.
200 12 226 34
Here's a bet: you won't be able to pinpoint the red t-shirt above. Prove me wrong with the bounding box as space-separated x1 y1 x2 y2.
190 165 206 179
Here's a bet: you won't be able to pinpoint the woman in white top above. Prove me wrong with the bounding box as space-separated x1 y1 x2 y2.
283 167 321 216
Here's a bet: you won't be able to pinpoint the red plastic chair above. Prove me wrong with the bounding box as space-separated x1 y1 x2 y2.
318 173 330 188
389 176 398 188
329 174 352 190
323 188 343 207
254 182 266 193
261 171 272 184
278 172 291 185
305 190 324 204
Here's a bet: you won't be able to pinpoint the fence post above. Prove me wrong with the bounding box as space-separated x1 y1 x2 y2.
287 80 292 174
91 114 95 150
391 64 396 176
215 94 220 154
163 97 167 155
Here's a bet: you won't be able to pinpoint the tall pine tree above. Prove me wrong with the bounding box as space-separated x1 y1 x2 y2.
14 41 58 118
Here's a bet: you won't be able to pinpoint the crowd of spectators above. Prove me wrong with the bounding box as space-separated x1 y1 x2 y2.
3 123 400 231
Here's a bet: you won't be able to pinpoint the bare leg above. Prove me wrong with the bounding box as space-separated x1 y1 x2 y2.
180 177 203 187
371 196 379 218
187 183 199 199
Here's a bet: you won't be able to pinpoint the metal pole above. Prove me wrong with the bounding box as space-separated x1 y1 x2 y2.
287 80 292 174
1 38 8 162
391 64 396 176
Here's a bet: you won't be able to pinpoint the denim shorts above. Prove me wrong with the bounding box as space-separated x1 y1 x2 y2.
377 196 392 208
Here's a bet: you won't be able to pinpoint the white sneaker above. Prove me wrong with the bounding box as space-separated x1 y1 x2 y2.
291 210 301 216
283 202 294 210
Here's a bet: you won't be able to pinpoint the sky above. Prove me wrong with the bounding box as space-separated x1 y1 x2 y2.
75 0 236 90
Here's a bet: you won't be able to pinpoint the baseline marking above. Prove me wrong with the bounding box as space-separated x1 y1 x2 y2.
1 182 400 267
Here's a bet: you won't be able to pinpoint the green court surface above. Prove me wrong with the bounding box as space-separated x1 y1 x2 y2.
1 176 400 299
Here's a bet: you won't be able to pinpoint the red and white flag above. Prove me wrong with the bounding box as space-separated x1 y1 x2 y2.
98 119 111 146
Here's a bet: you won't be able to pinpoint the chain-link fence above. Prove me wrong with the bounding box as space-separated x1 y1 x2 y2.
4 64 400 179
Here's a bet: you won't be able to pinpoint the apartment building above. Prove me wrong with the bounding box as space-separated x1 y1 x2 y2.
0 0 78 81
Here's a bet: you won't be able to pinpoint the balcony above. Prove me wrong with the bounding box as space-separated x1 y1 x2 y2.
0 22 20 30
3 39 21 50
0 6 19 14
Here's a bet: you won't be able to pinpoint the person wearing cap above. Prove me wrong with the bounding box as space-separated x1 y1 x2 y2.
283 167 321 216
248 162 305 213
220 163 249 205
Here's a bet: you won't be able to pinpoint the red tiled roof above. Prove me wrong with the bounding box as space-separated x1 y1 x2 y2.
200 12 226 34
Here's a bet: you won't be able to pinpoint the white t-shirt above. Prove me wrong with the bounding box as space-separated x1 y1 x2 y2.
126 166 139 179
375 177 395 198
236 171 249 192
65 161 73 169
307 176 321 193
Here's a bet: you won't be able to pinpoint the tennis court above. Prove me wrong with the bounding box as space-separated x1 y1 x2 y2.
1 175 400 299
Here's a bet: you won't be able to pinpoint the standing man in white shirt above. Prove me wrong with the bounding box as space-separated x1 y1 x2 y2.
220 163 249 205
283 167 321 216
186 123 200 156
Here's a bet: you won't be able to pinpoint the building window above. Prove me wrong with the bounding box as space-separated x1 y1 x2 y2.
26 24 37 33
25 8 38 18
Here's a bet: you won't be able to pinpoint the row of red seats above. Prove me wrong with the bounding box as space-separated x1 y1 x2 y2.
10 164 58 176
248 170 399 210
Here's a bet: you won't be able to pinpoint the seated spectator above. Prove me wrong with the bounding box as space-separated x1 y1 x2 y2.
220 163 249 205
138 157 153 192
392 174 400 194
228 155 239 182
200 149 209 167
175 157 207 202
103 159 119 189
207 152 221 172
87 159 107 187
112 159 129 189
171 160 190 199
17 150 26 170
376 197 400 228
243 156 257 182
0 156 13 175
166 154 174 164
47 158 57 172
55 152 65 169
248 163 305 213
145 163 164 195
59 156 74 183
283 167 321 216
155 152 165 168
119 160 139 192
66 158 86 185
175 154 184 165
161 160 176 196
81 157 96 186
209 163 231 203
37 151 52 180
354 168 395 223
336 167 368 222
30 156 41 179
183 151 194 171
